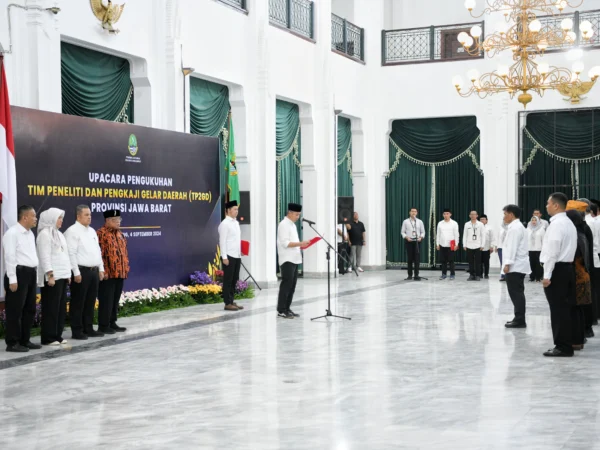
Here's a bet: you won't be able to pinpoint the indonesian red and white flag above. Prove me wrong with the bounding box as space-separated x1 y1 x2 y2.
0 55 17 228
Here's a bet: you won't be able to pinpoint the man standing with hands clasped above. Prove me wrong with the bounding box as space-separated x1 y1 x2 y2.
501 205 531 329
401 208 426 281
97 209 129 333
2 205 41 352
64 205 105 340
463 211 486 281
436 208 460 280
219 200 243 312
540 192 577 357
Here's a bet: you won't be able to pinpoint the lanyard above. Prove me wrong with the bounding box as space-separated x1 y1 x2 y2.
471 222 478 240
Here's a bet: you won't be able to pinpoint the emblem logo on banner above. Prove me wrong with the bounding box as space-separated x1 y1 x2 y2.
128 134 138 156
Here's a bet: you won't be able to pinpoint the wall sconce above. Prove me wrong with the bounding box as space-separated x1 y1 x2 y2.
182 67 195 76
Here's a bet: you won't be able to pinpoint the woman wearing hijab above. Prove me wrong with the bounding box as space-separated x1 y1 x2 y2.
36 208 71 345
566 203 593 350
528 216 545 282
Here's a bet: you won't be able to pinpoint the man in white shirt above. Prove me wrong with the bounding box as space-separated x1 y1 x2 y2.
219 200 243 312
480 214 496 279
589 201 600 323
2 205 41 353
463 211 486 281
436 208 459 280
401 207 426 281
277 203 309 319
540 192 577 357
502 205 530 329
64 205 105 340
533 209 549 230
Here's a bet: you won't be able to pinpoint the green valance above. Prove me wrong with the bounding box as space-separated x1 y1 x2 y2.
61 42 133 123
190 77 231 137
389 116 480 164
337 116 353 197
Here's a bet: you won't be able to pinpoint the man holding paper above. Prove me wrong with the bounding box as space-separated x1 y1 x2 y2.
277 203 310 319
219 200 243 312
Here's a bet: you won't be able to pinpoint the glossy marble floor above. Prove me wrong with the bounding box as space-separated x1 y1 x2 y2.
2 270 600 449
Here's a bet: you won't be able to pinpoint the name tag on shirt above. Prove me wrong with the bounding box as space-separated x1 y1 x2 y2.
473 235 477 241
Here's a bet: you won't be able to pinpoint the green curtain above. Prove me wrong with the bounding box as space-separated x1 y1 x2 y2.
337 117 353 197
189 77 231 211
386 116 483 267
61 42 133 123
190 77 230 137
519 109 600 213
385 155 431 264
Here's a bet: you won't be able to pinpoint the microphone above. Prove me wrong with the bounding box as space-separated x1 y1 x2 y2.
302 218 316 226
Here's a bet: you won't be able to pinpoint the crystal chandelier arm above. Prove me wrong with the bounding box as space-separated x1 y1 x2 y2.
469 0 584 20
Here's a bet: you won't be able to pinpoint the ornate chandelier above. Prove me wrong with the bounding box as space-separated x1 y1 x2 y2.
452 0 600 107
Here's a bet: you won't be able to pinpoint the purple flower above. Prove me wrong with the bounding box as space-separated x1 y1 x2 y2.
190 271 214 286
235 280 249 293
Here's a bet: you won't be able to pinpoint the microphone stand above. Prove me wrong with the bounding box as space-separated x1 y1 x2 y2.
308 222 355 321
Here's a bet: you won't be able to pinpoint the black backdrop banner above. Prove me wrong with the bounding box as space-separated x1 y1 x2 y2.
11 107 221 291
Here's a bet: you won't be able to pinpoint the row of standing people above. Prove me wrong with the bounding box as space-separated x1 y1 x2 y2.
501 194 600 356
2 205 128 353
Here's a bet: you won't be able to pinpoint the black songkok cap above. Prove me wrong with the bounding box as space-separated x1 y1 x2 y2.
288 203 302 212
103 209 121 219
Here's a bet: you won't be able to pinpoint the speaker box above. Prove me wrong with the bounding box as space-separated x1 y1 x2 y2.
338 196 354 225
237 191 251 224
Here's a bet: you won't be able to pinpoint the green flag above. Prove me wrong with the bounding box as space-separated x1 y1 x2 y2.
226 117 240 204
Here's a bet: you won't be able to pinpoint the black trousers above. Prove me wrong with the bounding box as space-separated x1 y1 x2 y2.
467 248 482 277
529 251 543 281
406 241 420 277
69 267 99 334
40 278 68 344
337 242 350 274
278 262 298 313
481 250 490 276
98 278 125 327
543 263 576 354
3 266 37 347
506 272 526 324
573 306 586 346
222 257 241 306
439 247 455 276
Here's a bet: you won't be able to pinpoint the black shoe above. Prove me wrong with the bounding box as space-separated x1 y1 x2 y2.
288 309 300 317
6 344 29 353
484 275 489 279
277 311 294 319
71 332 88 340
99 327 117 335
414 276 422 281
405 276 413 281
505 321 527 328
475 277 481 281
543 348 573 357
585 328 595 338
593 320 598 326
110 323 127 332
85 330 105 338
529 279 535 282
21 341 42 350
499 278 506 282
467 276 476 281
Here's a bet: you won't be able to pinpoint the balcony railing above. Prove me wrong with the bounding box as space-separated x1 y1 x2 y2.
331 14 365 62
215 0 247 12
382 21 485 65
538 9 600 52
269 0 314 40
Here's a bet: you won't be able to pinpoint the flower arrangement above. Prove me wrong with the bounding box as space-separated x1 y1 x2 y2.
190 271 214 286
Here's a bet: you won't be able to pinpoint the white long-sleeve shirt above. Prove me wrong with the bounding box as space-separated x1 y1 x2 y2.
528 227 545 252
502 219 530 274
218 216 241 259
64 221 104 276
436 220 459 248
592 216 600 269
277 217 302 265
36 228 71 286
482 224 496 251
401 218 426 241
463 220 486 250
2 223 39 284
540 219 549 230
497 226 507 249
540 212 577 280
